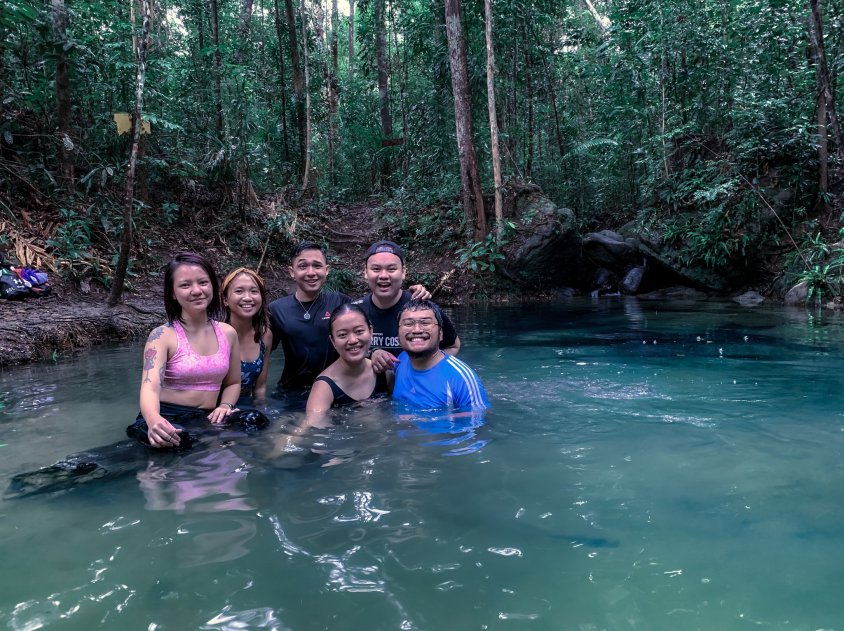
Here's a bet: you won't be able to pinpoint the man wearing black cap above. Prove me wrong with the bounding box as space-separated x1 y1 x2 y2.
354 240 460 373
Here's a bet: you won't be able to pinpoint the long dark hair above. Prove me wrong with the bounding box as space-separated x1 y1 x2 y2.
163 252 222 323
222 267 269 343
328 303 372 337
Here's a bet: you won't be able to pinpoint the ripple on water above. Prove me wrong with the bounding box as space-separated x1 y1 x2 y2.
201 606 284 630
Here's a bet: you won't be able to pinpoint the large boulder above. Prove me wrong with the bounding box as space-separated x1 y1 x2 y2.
784 281 809 306
501 188 581 288
582 230 641 270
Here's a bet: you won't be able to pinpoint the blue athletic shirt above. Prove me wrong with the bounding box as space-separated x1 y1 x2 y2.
392 351 490 411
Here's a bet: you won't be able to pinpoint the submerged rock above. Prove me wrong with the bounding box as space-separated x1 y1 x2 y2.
733 291 765 307
637 286 708 301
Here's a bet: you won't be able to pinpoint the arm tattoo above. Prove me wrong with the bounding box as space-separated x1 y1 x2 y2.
142 348 157 383
158 362 166 387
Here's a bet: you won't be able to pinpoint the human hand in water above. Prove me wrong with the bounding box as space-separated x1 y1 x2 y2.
408 284 432 301
370 349 399 373
147 418 182 448
208 403 237 424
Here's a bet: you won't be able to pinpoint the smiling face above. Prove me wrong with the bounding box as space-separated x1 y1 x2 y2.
329 310 373 363
398 307 442 359
171 264 213 317
289 248 329 298
364 252 406 306
224 272 263 320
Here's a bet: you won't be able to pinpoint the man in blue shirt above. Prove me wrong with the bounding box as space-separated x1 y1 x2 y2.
392 299 489 411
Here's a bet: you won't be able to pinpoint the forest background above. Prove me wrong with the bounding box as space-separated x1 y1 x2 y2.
0 0 843 310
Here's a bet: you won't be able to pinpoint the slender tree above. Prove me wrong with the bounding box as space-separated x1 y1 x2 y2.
51 0 74 189
522 20 533 178
236 0 255 63
328 0 339 186
210 0 225 139
273 0 291 162
484 0 503 239
347 0 355 75
301 0 312 192
444 0 486 241
109 0 152 307
376 0 392 187
582 0 608 34
808 0 843 164
285 0 306 180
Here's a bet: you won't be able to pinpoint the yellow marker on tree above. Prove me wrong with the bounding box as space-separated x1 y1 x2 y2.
113 113 150 135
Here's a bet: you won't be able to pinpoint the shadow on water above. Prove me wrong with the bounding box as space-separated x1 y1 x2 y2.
5 410 274 499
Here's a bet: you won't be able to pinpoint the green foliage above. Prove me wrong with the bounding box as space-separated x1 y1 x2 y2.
792 231 844 305
323 265 358 295
161 201 180 225
377 189 465 251
0 0 838 289
456 232 506 273
46 208 92 264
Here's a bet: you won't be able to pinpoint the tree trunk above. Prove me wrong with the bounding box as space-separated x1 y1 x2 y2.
210 0 225 140
540 46 565 157
817 83 829 205
484 0 503 240
236 0 255 63
300 0 312 193
581 0 608 34
273 0 291 162
285 0 307 180
444 0 486 241
51 0 74 189
809 0 844 162
376 0 392 188
347 0 355 76
328 0 339 186
109 0 152 307
522 21 533 179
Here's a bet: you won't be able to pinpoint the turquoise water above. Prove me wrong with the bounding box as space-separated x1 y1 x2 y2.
2 298 844 629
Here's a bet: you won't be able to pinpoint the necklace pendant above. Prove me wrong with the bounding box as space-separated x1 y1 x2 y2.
304 313 311 320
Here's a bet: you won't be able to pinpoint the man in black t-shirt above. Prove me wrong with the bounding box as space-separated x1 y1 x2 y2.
268 242 351 390
353 240 460 373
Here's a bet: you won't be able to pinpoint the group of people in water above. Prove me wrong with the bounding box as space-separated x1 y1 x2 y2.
134 240 489 450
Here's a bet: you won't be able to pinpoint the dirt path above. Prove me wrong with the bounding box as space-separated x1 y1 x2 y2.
323 201 379 267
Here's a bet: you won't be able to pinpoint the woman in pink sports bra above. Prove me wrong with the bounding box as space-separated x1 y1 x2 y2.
135 252 241 448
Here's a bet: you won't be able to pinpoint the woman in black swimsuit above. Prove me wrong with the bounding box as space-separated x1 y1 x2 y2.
305 303 390 422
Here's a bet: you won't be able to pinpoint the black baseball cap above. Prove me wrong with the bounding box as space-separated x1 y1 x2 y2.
365 240 404 262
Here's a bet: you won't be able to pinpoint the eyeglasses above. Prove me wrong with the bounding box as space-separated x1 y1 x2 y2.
399 318 438 330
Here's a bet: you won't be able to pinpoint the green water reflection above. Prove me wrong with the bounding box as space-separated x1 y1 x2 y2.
1 298 843 629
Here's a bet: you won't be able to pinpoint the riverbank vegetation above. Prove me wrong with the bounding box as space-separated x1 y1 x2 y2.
0 0 842 302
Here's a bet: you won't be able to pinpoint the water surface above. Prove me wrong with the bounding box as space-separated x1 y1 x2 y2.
1 298 843 630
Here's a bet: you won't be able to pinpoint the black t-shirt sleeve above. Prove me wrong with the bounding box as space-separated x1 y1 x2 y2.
268 302 284 351
439 310 458 349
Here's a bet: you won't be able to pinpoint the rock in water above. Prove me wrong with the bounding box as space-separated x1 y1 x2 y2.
622 266 646 294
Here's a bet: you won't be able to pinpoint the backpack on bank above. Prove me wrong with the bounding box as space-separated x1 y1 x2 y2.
13 266 52 297
0 268 29 300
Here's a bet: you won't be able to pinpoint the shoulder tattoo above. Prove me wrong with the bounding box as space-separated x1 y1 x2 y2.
147 325 166 343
